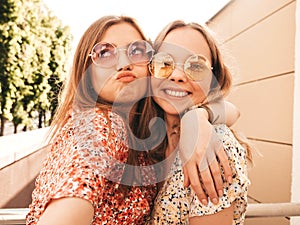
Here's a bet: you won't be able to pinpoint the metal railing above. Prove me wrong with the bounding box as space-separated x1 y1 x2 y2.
246 202 300 218
0 208 28 225
0 203 300 224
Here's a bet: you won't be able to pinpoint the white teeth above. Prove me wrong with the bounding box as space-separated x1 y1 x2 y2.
165 89 188 97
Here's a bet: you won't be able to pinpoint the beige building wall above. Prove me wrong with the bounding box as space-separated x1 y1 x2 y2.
291 1 300 225
0 147 48 208
207 0 297 225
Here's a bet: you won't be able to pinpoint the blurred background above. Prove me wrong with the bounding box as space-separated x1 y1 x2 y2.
0 0 299 224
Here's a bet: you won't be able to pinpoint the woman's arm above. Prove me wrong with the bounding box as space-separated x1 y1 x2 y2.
180 100 239 204
204 100 240 126
189 204 234 225
37 198 94 225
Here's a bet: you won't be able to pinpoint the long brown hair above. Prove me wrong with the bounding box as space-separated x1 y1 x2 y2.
48 15 150 141
151 20 252 163
47 15 158 193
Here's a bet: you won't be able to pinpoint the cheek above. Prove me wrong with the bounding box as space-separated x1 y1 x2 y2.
135 65 149 78
150 78 160 96
194 75 213 97
153 96 183 115
91 67 115 94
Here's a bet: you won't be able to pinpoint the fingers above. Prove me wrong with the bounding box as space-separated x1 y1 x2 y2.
208 158 224 197
217 147 233 183
183 166 190 187
186 162 209 205
199 168 219 205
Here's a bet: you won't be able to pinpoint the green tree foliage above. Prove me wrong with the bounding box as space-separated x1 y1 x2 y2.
0 0 72 135
47 15 72 123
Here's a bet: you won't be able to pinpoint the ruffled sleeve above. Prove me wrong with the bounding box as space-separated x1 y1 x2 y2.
26 108 129 224
189 124 250 224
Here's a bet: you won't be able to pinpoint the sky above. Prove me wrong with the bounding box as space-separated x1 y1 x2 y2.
42 0 230 51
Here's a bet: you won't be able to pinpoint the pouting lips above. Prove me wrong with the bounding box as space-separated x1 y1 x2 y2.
117 72 136 82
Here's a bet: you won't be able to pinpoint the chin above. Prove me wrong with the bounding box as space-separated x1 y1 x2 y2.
160 105 183 116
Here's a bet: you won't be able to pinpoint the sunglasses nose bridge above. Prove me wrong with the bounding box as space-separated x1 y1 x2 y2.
168 62 188 82
173 62 189 76
116 48 132 70
174 62 184 71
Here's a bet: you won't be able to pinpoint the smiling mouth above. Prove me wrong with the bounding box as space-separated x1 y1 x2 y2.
164 89 189 97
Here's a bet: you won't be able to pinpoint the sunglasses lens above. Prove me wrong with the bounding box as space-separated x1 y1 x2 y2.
128 40 154 65
150 53 174 78
184 55 212 81
91 43 117 67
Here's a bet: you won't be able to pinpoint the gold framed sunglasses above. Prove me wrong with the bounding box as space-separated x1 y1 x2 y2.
149 52 213 81
89 40 154 68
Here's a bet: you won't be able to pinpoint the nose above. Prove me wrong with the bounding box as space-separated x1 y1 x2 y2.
116 50 133 71
168 65 188 83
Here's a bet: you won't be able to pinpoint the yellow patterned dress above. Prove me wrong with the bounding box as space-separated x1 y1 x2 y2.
149 124 250 225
